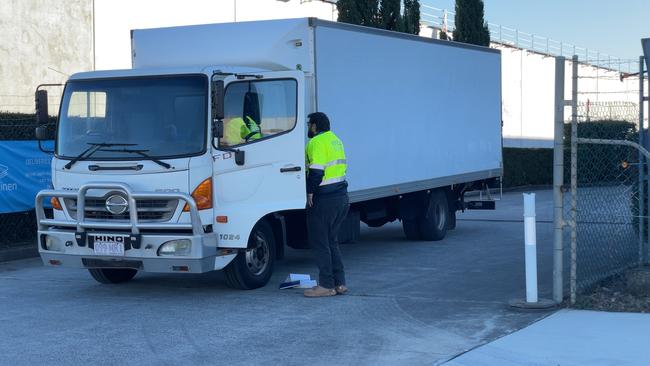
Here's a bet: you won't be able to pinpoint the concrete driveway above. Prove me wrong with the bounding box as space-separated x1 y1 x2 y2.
0 190 556 365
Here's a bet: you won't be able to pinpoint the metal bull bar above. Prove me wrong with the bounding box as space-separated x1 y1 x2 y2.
35 183 204 241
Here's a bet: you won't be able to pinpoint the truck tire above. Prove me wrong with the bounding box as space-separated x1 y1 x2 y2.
447 209 457 230
88 268 137 284
224 220 276 290
418 189 448 241
402 220 422 240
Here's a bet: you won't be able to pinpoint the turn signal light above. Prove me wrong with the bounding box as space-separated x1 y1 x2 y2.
51 197 63 210
184 178 213 211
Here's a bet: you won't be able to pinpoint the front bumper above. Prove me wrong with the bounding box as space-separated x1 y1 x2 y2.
36 182 236 273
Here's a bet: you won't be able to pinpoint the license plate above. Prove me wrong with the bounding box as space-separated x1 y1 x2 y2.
92 235 126 256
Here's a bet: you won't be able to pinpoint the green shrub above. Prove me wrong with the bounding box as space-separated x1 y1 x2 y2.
502 148 553 188
0 112 56 140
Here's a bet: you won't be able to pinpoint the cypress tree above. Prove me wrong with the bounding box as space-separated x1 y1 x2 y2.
379 0 401 31
338 0 422 35
337 0 379 28
402 0 421 35
452 0 490 46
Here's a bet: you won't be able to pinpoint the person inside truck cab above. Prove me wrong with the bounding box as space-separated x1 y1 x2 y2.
222 90 262 146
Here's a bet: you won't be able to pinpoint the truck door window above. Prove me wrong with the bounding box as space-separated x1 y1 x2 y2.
221 79 297 148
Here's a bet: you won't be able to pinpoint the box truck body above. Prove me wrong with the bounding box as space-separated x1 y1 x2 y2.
35 18 502 289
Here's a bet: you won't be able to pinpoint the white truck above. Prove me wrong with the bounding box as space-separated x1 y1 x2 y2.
34 18 502 289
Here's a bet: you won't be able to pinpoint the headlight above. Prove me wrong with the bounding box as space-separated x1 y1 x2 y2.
157 239 192 256
45 235 64 252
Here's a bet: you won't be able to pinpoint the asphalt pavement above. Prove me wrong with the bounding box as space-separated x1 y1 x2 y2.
0 190 555 366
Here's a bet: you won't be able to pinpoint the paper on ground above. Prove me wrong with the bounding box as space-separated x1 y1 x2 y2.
282 274 317 289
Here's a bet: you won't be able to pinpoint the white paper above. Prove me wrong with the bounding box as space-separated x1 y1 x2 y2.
285 273 311 282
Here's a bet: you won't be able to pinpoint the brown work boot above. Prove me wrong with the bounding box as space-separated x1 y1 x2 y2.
304 286 336 297
335 285 348 295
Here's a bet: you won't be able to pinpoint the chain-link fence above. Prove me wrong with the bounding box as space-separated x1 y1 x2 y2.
0 86 60 251
555 56 649 304
570 102 642 295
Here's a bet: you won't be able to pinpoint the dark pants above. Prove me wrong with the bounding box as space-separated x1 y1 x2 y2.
307 193 349 289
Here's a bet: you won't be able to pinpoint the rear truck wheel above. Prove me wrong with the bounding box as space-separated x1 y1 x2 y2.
88 268 137 284
447 191 458 231
447 209 457 230
224 220 276 290
402 219 422 240
418 189 449 241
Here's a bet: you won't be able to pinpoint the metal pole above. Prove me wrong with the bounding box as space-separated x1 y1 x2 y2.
515 30 519 47
553 56 566 303
570 55 579 304
641 56 647 265
532 34 535 51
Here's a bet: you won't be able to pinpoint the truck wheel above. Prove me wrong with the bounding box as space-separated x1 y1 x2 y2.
224 220 276 290
402 220 422 240
88 268 137 284
418 189 448 241
447 209 457 230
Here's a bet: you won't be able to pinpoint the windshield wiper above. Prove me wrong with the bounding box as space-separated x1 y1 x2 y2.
64 142 137 170
99 148 172 169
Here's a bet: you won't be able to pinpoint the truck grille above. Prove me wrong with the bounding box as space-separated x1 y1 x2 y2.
64 197 178 222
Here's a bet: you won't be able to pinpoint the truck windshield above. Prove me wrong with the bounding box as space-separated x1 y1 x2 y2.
57 75 207 160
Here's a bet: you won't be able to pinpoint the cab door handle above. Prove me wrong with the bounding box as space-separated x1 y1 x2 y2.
280 166 301 173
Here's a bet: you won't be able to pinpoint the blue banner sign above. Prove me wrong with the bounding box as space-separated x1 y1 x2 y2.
0 141 53 214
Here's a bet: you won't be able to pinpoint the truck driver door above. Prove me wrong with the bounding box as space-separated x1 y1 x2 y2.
212 71 305 247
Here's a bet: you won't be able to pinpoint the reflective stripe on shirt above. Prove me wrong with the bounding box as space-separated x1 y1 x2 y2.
320 176 346 186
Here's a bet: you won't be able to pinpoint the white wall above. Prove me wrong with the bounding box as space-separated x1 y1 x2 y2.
94 0 336 70
498 44 646 148
0 0 93 114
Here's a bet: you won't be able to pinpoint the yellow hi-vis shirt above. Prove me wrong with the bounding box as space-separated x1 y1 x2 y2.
306 131 347 186
223 116 261 146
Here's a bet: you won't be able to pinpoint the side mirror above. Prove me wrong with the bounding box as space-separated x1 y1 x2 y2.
211 80 225 120
35 89 49 124
35 126 53 140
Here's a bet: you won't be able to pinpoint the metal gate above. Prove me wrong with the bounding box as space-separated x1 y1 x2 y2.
553 56 649 304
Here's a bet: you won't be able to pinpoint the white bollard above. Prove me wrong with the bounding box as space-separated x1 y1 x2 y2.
510 193 555 309
523 193 538 303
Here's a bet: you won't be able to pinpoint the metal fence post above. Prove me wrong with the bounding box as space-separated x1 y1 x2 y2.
641 56 647 265
570 55 579 304
515 30 519 47
553 56 566 303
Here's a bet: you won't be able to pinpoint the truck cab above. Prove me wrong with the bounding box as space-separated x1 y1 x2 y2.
36 66 308 289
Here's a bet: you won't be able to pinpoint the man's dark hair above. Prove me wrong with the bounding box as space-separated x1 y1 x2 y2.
308 112 330 132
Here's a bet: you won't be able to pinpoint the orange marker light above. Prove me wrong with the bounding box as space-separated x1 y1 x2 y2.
184 177 213 211
51 197 63 210
216 216 228 223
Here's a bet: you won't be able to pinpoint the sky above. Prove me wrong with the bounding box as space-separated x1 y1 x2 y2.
425 0 649 62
